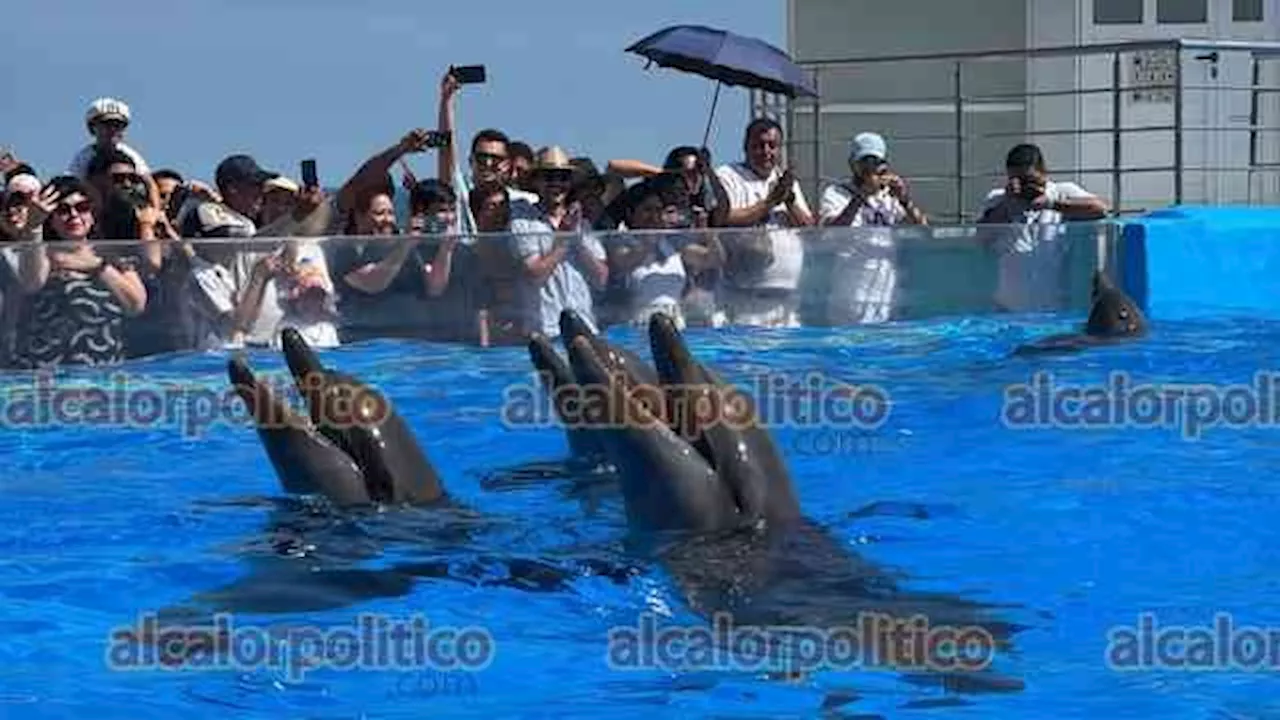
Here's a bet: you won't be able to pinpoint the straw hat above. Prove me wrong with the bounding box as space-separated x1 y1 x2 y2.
534 146 574 172
264 176 300 194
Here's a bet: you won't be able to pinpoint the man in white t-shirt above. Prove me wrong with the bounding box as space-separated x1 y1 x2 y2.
819 132 928 325
977 143 1109 312
714 117 814 328
67 98 151 179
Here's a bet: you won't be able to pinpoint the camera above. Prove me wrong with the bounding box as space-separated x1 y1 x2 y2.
1017 175 1042 201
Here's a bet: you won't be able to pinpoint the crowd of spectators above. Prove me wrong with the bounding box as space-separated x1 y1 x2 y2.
0 69 1110 369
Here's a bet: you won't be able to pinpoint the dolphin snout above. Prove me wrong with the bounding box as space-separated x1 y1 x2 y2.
281 327 326 388
566 335 610 388
528 333 574 390
648 312 696 384
559 309 595 344
227 356 260 405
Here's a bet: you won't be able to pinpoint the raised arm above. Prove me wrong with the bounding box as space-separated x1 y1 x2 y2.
606 159 663 178
436 70 461 185
336 130 431 217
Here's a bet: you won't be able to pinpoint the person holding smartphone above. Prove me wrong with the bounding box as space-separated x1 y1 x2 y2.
976 143 1110 313
818 132 927 325
179 153 329 350
435 66 539 235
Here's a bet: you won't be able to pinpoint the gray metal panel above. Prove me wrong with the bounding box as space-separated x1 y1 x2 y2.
791 0 1028 61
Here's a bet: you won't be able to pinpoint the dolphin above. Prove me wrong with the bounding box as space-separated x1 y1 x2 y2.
1013 269 1148 356
1085 269 1147 338
566 335 738 534
483 309 658 492
572 312 1027 692
527 332 611 466
647 313 802 527
277 327 445 505
559 308 659 388
228 356 372 506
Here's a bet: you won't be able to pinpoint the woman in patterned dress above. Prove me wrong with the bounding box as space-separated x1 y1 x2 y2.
11 176 147 368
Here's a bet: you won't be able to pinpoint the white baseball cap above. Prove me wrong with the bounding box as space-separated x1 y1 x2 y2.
86 97 131 126
850 132 887 162
6 173 41 195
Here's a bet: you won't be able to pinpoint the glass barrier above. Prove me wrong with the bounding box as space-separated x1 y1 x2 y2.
0 221 1122 370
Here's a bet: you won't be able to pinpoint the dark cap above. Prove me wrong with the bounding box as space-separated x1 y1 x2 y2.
215 154 278 188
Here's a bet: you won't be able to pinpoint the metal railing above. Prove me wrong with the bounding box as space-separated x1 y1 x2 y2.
759 38 1280 222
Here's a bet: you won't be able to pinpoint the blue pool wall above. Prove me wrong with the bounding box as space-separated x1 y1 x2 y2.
1118 206 1280 319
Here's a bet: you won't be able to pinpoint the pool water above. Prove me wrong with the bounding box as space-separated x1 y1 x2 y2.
1 313 1278 719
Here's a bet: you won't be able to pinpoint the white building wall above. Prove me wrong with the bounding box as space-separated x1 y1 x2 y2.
788 0 1280 217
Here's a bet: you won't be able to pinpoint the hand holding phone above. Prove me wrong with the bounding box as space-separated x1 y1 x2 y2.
424 131 452 149
300 159 318 189
450 65 487 85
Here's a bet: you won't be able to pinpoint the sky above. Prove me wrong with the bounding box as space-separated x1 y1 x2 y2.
2 0 785 188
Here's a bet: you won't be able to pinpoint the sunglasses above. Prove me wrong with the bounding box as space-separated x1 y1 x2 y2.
4 192 31 209
54 201 93 217
111 172 144 186
473 152 507 166
540 170 574 184
96 119 128 131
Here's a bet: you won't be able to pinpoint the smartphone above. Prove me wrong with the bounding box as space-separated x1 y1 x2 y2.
300 159 318 188
451 65 487 85
425 131 452 149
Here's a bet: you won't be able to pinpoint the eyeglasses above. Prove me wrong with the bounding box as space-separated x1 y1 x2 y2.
54 201 93 217
111 172 143 186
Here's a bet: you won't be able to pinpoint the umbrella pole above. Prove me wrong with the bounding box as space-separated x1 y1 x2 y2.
701 81 722 148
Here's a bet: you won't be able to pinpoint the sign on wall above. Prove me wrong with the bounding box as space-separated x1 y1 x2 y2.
1130 50 1177 103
